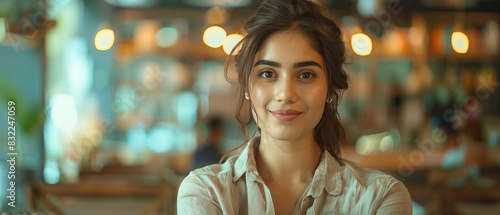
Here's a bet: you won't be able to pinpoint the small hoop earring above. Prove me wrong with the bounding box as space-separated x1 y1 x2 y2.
245 93 250 100
326 98 333 103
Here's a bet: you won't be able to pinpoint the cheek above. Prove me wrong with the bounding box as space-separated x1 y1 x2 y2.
310 97 326 112
305 86 328 113
250 86 269 128
250 84 269 110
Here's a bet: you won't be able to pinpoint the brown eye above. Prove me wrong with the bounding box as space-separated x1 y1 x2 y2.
259 71 275 79
299 72 315 79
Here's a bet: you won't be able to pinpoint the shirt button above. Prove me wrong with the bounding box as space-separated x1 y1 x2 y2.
302 197 313 209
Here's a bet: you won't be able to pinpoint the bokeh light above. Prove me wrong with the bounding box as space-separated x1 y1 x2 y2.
156 27 179 47
147 125 177 153
203 26 226 48
94 29 115 51
351 33 372 56
452 31 469 54
379 135 394 152
442 147 465 170
357 0 379 17
355 135 375 155
223 34 243 55
50 94 78 131
44 160 60 184
177 92 198 128
126 126 147 150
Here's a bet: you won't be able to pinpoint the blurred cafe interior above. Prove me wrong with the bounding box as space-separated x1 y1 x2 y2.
0 0 500 214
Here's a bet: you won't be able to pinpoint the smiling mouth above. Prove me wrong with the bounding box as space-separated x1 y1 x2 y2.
270 110 302 122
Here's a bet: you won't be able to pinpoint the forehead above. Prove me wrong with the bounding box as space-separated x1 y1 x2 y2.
253 30 324 66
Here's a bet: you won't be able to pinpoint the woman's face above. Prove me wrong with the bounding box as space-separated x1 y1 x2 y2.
249 30 328 142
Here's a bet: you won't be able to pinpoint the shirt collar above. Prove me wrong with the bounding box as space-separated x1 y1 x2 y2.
233 136 344 197
308 150 343 198
233 136 260 183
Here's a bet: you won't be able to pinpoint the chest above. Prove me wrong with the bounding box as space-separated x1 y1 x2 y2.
238 178 379 215
265 181 309 215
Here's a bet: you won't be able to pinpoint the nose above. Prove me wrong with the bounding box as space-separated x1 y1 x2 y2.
274 75 297 104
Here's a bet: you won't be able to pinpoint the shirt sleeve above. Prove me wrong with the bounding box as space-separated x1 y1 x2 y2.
376 177 413 215
177 172 223 215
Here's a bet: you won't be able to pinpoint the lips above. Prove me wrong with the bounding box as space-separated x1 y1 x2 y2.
270 109 302 122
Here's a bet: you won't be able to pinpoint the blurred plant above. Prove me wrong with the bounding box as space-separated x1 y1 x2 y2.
0 75 45 153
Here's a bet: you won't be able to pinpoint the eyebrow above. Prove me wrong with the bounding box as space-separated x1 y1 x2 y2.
294 61 322 69
254 60 322 69
254 60 281 67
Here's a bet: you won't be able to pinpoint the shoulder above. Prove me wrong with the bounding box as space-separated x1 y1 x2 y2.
340 160 413 213
178 155 239 193
177 155 240 213
178 157 242 214
341 159 401 188
190 154 239 177
177 142 257 214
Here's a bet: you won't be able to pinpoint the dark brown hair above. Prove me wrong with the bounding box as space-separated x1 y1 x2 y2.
222 0 348 163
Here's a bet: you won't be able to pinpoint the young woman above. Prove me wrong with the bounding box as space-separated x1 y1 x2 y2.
177 0 412 214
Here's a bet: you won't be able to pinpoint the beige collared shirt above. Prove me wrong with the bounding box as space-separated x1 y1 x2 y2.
177 137 412 214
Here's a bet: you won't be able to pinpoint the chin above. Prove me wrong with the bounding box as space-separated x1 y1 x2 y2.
267 128 309 142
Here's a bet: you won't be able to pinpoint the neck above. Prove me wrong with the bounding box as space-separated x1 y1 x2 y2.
255 132 322 184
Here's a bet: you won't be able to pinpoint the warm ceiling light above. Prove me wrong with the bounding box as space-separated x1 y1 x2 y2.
452 32 469 54
223 34 243 55
203 26 226 48
95 29 114 51
351 33 372 56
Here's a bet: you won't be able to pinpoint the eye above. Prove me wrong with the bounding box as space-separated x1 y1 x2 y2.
299 71 315 79
259 71 275 79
